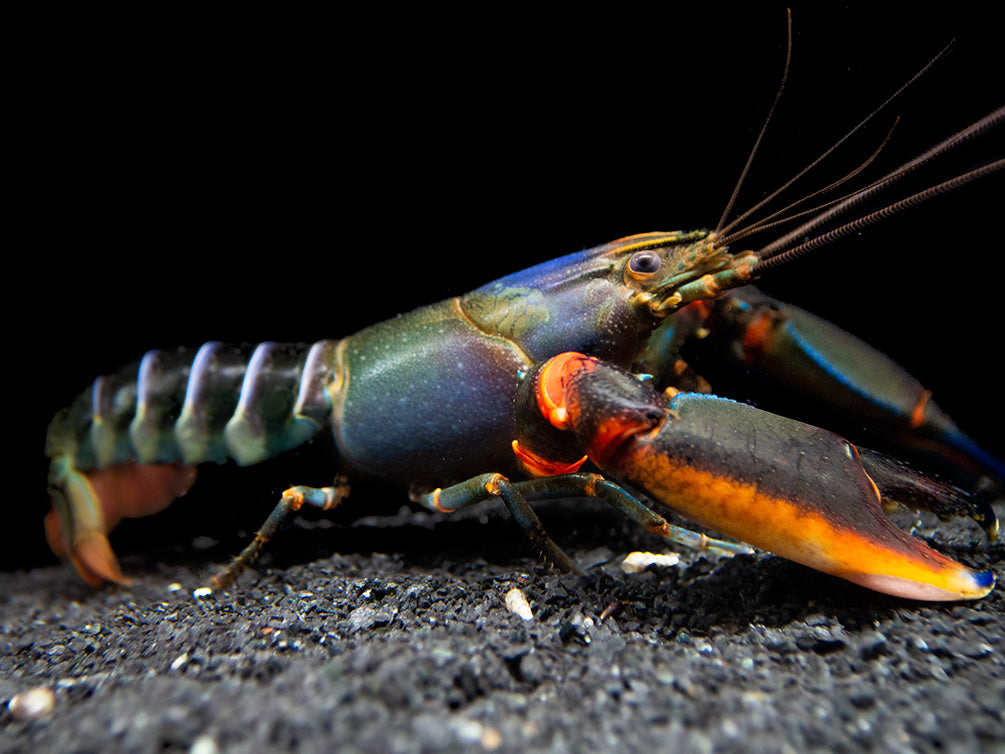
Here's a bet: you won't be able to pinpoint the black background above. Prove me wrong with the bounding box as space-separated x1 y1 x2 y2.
9 5 1002 570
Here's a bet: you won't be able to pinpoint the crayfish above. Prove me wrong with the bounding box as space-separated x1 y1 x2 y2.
44 30 1004 601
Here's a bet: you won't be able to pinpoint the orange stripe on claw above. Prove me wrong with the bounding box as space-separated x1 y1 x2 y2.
612 447 993 601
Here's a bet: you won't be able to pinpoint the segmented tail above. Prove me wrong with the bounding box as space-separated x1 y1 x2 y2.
47 340 339 470
45 340 339 585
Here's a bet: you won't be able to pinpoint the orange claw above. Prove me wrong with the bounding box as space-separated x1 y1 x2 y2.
532 352 995 601
622 397 995 600
620 453 994 601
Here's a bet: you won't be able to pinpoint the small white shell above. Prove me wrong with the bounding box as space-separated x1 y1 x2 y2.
8 686 56 720
620 551 681 574
504 587 534 620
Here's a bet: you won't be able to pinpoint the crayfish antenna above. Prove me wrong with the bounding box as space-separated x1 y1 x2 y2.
715 12 953 243
751 108 1004 274
714 9 791 237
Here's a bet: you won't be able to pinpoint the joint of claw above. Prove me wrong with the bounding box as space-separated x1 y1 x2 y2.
282 488 305 511
484 474 508 497
428 488 455 513
662 387 683 402
548 406 570 427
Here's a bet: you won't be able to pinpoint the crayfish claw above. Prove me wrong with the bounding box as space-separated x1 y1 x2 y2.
843 565 995 603
857 447 1001 541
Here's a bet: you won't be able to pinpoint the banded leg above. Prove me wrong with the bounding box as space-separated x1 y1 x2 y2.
413 471 752 572
213 477 350 589
416 473 578 572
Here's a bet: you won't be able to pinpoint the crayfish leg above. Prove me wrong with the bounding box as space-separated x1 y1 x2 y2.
46 460 197 585
212 480 350 590
503 473 754 558
414 471 753 574
413 473 579 573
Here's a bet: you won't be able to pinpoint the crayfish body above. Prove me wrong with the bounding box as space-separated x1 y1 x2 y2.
45 215 1002 598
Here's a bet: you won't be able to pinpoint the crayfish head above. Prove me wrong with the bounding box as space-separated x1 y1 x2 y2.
609 231 757 319
461 229 756 371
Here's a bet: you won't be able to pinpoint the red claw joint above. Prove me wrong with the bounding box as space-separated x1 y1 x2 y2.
514 352 995 601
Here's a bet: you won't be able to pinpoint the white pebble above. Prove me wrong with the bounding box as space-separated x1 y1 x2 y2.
170 652 189 671
504 588 534 620
8 686 55 720
190 734 220 754
621 551 681 574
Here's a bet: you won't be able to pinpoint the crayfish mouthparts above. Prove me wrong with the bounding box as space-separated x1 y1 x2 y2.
649 251 759 318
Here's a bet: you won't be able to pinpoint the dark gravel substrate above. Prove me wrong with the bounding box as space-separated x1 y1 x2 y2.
3 497 1003 754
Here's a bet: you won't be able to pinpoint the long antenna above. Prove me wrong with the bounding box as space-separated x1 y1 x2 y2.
714 9 791 237
752 157 1004 275
715 15 954 241
720 120 899 247
751 105 1004 273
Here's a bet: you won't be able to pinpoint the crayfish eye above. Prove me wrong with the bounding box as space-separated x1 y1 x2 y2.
627 250 662 279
